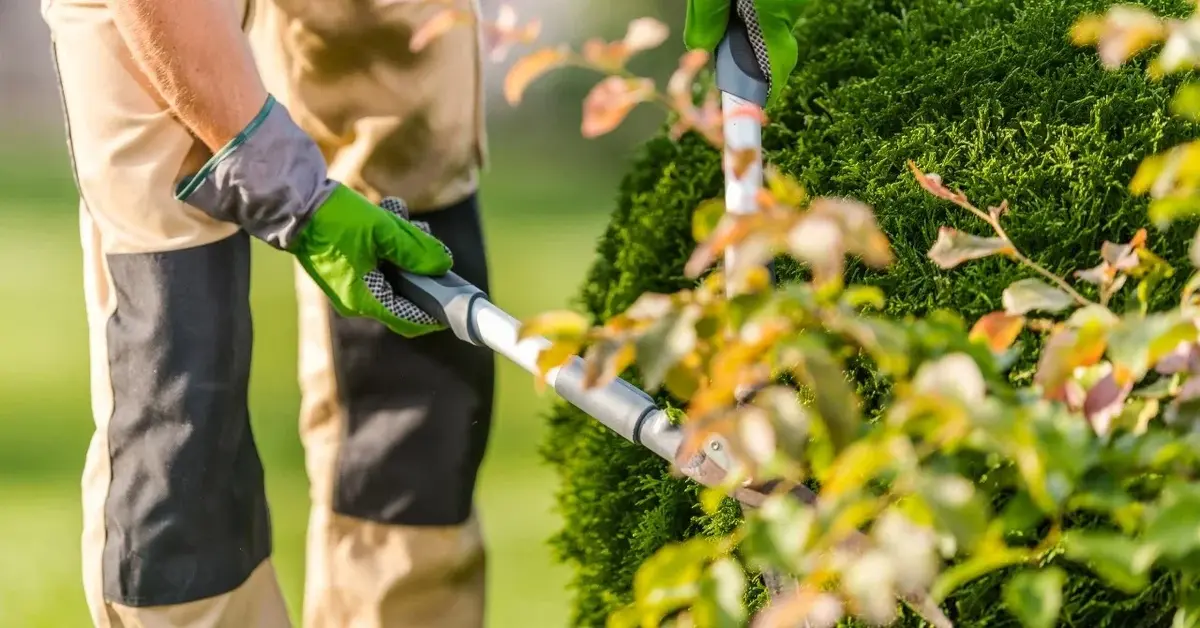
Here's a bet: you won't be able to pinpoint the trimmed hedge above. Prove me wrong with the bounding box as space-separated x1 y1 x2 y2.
541 0 1200 625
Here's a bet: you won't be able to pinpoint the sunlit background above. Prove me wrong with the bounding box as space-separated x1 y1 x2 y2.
0 1 685 625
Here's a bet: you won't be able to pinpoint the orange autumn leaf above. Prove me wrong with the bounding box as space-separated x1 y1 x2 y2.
533 339 581 392
683 214 759 277
581 17 668 72
581 77 655 138
518 310 590 341
1034 326 1109 401
1130 227 1148 249
486 4 541 62
907 160 970 207
671 88 724 146
409 8 470 53
667 50 709 107
1070 6 1166 69
581 340 637 388
581 39 628 71
969 312 1026 353
504 47 570 104
723 102 769 125
725 147 759 179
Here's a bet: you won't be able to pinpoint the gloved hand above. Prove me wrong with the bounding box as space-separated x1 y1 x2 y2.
293 193 451 337
684 0 805 106
176 95 450 337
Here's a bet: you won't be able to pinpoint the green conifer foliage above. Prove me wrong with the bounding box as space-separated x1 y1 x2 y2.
542 0 1199 625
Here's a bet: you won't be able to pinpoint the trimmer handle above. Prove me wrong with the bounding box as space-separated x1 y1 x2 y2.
378 263 487 346
715 9 769 107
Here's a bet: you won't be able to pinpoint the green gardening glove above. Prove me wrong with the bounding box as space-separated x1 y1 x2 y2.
177 95 452 338
684 0 805 106
290 189 452 337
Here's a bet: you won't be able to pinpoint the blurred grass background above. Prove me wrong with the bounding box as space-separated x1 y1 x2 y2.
0 131 618 627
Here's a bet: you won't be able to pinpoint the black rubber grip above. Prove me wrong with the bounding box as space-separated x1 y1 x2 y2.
724 11 766 82
378 262 489 345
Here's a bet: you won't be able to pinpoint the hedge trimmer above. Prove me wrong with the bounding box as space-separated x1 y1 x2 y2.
381 12 950 627
384 8 778 529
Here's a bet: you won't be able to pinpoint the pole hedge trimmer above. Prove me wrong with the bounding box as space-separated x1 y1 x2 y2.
384 9 775 530
381 12 950 627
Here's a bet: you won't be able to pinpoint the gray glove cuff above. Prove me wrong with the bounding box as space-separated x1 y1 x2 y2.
175 96 336 250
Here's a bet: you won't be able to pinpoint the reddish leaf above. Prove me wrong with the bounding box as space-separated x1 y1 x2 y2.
752 590 843 628
581 77 655 138
581 38 628 72
1035 326 1109 401
970 312 1026 353
724 102 770 125
1180 375 1200 402
725 147 759 179
1155 341 1200 374
484 4 542 61
670 88 725 146
504 47 570 105
667 50 709 110
908 160 970 206
927 227 1014 269
1076 230 1149 288
409 8 470 53
684 213 758 278
1083 372 1133 436
579 17 667 74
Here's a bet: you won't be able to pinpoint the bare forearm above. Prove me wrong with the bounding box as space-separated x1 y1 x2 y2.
111 0 267 151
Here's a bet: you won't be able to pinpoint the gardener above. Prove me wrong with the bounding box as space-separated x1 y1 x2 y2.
40 0 802 626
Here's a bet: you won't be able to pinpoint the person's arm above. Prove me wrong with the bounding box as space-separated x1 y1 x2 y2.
111 0 267 151
106 0 455 339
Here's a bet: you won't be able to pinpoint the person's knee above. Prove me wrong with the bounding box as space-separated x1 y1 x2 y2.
97 233 270 607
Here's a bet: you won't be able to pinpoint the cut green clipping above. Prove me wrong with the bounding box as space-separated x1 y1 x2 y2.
291 185 453 338
684 0 805 106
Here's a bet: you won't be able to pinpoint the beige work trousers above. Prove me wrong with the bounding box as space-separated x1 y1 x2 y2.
42 0 494 626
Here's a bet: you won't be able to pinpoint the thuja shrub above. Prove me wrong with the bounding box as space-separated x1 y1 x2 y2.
539 0 1200 625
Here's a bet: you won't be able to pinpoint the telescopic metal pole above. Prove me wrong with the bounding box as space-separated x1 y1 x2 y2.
711 10 802 599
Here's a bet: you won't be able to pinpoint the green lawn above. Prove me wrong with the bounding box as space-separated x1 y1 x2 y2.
0 137 619 627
